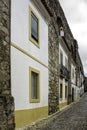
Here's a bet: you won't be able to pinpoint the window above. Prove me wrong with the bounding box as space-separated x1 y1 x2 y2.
29 7 40 48
65 57 68 69
60 51 63 65
72 68 74 79
60 26 64 37
31 13 38 42
65 86 68 99
60 84 63 99
57 16 63 35
29 67 40 103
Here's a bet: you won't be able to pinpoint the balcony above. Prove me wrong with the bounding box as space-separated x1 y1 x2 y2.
59 64 69 80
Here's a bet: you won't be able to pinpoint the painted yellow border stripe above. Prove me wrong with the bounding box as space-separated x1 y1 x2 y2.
11 42 48 69
29 67 40 103
15 106 48 128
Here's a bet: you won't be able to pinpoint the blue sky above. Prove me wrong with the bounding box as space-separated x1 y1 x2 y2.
59 0 87 76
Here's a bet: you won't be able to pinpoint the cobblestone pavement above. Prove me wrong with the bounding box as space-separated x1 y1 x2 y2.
41 93 87 130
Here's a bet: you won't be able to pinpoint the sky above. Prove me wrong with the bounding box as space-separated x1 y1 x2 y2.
59 0 87 76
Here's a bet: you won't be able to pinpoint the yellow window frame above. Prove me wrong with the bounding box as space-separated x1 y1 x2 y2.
29 7 40 48
29 67 40 103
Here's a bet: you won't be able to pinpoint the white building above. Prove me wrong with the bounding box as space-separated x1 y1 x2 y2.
11 0 49 128
71 62 80 101
71 59 84 101
59 37 69 109
79 72 84 96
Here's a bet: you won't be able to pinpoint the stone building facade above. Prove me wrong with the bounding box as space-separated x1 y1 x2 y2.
0 0 14 130
0 0 85 129
41 0 84 112
41 0 75 113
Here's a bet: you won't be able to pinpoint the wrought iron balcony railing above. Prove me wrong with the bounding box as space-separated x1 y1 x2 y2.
59 64 70 80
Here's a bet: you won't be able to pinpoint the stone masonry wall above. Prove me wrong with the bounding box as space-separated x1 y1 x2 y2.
0 0 15 129
48 18 59 114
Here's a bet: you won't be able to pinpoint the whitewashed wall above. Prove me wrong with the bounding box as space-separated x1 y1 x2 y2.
71 63 76 84
59 78 68 103
59 43 68 66
59 43 68 103
11 47 48 110
71 63 80 99
11 0 48 110
11 0 48 66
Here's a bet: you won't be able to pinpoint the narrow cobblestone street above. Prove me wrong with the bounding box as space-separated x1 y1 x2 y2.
41 93 87 130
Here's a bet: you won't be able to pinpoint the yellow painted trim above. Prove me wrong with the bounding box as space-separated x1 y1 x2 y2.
59 102 67 109
29 67 40 103
11 43 48 69
29 7 40 48
15 106 48 128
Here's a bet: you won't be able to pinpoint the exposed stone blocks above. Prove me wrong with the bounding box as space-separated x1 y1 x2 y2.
0 0 11 95
0 96 15 130
48 19 59 114
0 0 14 129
